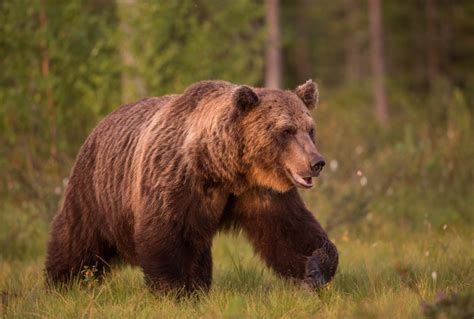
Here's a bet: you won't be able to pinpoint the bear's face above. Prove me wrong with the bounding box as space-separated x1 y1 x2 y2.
236 80 325 193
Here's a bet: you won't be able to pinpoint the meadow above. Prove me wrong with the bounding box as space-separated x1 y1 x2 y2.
1 205 472 318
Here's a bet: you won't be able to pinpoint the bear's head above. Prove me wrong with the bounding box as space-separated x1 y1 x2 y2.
233 80 325 193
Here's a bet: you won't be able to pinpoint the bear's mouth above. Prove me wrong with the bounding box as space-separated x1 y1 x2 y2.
287 170 313 189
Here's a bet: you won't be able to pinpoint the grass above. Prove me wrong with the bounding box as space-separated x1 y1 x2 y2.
1 202 473 318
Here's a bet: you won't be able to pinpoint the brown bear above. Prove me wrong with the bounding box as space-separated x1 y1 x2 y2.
45 80 338 294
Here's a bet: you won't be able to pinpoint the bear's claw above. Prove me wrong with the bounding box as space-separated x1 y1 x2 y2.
304 254 328 289
303 242 338 290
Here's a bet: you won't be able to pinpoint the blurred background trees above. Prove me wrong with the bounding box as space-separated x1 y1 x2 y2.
1 0 473 234
265 0 281 88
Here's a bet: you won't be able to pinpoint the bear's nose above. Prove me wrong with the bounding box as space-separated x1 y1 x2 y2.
311 157 325 175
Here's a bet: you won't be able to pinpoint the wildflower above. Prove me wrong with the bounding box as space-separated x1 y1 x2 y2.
447 129 455 139
360 176 368 186
431 271 437 281
81 265 98 284
329 159 338 172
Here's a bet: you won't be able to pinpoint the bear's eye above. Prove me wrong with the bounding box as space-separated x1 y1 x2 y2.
309 128 315 139
282 128 296 137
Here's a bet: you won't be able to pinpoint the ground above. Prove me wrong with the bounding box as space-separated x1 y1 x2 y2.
1 202 472 318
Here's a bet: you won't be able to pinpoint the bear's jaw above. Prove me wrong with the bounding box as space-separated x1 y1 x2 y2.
285 169 313 189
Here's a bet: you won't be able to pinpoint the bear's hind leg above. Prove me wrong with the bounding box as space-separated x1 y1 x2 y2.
135 227 213 297
45 210 117 286
189 247 212 293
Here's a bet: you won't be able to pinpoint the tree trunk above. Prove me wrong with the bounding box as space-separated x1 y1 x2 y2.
369 0 389 126
293 0 312 83
39 0 57 160
265 0 282 89
425 0 439 89
118 0 145 102
345 0 362 82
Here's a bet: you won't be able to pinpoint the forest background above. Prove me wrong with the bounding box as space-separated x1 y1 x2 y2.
1 1 473 318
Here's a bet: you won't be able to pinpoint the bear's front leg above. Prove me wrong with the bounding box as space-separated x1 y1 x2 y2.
229 188 338 289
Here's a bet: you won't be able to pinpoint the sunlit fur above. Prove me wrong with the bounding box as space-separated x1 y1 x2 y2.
45 80 337 295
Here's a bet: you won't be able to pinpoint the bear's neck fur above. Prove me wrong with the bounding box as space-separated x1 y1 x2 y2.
177 81 250 194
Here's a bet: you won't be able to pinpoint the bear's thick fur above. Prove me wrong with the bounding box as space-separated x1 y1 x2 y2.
45 80 338 294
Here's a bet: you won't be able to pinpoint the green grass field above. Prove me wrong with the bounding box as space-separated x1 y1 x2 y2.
1 202 473 318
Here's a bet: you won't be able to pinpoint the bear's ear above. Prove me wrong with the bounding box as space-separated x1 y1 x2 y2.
233 85 260 112
295 79 319 109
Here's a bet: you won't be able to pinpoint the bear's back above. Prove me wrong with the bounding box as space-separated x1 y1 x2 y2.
67 96 175 219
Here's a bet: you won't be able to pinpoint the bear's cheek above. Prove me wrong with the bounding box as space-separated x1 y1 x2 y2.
241 132 292 190
247 162 292 193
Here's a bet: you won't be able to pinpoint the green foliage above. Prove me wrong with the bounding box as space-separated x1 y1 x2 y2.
128 0 265 96
0 0 121 199
0 202 48 261
301 82 474 237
